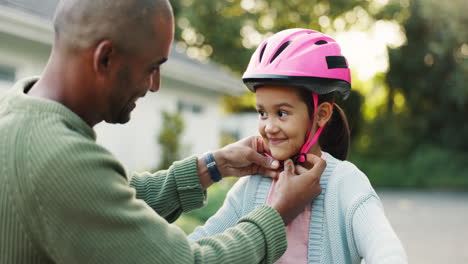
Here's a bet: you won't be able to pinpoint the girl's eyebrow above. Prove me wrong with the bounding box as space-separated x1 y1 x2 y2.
256 103 294 108
274 103 294 108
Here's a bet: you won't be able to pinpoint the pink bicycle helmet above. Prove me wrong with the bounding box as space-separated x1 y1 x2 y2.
242 28 351 99
243 29 351 165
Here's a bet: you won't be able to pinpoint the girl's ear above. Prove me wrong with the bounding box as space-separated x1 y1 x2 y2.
316 102 333 127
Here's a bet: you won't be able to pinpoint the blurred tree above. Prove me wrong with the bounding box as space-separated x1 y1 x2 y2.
338 90 365 141
384 0 468 152
222 92 256 113
172 0 374 73
157 111 185 170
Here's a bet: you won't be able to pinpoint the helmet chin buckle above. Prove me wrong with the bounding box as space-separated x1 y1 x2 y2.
291 153 307 164
264 152 306 169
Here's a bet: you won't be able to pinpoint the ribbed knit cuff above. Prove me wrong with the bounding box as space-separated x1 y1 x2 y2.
172 156 206 212
238 205 287 263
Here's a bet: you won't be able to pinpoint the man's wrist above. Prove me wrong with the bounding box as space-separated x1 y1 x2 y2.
196 151 225 189
197 156 212 189
204 152 222 182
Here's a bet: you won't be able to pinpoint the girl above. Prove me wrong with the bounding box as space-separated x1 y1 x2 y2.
189 29 407 264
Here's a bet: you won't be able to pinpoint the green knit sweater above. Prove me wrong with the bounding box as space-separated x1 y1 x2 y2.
0 77 287 264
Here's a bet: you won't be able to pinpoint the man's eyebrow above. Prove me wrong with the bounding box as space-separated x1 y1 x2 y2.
157 58 168 65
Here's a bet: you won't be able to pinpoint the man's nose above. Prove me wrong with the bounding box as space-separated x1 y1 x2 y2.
149 72 161 92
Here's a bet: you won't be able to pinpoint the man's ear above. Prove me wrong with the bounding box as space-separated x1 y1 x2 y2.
93 40 115 75
316 102 333 127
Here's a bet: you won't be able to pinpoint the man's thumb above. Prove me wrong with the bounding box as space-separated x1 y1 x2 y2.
283 159 295 175
254 152 279 169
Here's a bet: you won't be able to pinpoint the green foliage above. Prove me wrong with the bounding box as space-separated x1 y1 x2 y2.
220 131 238 147
172 0 374 73
157 111 185 170
385 0 468 152
175 178 238 234
222 92 256 114
350 145 468 189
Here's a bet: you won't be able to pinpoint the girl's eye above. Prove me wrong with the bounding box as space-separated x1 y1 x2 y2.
278 110 288 117
257 110 267 118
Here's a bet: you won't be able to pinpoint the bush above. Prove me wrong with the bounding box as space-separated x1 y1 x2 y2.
174 178 238 234
350 145 468 189
156 111 185 170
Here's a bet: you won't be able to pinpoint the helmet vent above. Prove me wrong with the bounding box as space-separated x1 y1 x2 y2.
270 41 292 63
259 43 267 63
315 40 328 45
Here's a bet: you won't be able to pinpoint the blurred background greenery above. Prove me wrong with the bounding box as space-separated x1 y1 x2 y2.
158 0 467 234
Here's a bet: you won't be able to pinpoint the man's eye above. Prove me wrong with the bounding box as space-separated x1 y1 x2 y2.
150 66 160 73
278 110 288 117
257 110 267 117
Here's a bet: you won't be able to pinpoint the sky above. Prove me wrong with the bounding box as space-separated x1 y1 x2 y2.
336 20 406 81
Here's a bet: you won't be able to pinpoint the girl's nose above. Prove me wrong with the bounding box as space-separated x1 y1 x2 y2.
264 119 280 134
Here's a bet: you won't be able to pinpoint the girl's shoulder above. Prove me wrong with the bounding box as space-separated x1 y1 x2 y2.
224 175 273 216
325 153 378 204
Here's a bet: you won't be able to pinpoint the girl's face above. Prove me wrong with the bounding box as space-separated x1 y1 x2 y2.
256 85 311 160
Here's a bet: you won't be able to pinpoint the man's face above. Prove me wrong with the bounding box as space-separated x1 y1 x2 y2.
256 85 312 161
105 14 174 124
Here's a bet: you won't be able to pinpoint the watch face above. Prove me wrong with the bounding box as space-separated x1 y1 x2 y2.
205 153 222 182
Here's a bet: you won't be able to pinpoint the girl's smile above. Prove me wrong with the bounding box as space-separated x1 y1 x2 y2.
256 85 313 161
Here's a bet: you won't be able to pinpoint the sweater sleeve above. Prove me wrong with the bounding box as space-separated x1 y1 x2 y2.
129 156 206 223
21 133 287 264
188 177 249 241
352 196 408 264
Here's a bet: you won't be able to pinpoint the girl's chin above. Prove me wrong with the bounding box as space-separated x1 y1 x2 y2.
270 149 295 161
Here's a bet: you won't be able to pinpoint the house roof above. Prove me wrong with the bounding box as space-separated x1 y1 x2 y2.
0 0 58 20
0 0 245 95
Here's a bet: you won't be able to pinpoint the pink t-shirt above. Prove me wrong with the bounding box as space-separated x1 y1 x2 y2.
265 180 312 264
265 152 326 263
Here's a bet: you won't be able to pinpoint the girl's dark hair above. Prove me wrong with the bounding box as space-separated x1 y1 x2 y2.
297 88 350 160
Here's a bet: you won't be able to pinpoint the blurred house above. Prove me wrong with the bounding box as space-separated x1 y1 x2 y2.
221 112 259 141
0 0 245 171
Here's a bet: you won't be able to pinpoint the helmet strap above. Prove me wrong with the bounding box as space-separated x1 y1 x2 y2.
297 93 334 163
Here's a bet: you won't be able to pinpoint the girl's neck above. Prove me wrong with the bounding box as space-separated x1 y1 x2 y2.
302 144 322 170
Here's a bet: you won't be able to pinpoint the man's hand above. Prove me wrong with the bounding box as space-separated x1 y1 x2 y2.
197 136 280 189
214 136 280 178
270 154 326 225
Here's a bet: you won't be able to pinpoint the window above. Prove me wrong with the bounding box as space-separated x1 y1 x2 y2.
0 64 16 83
177 101 204 114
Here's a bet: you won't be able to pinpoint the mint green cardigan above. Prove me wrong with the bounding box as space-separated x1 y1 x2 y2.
0 78 287 263
189 153 408 264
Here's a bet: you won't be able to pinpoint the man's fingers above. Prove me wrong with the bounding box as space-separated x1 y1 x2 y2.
254 136 272 156
306 154 326 167
253 136 263 153
259 136 272 155
282 159 295 176
295 164 308 174
259 168 279 179
292 155 326 184
249 150 279 170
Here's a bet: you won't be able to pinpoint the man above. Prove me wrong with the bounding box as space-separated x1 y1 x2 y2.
0 0 326 263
